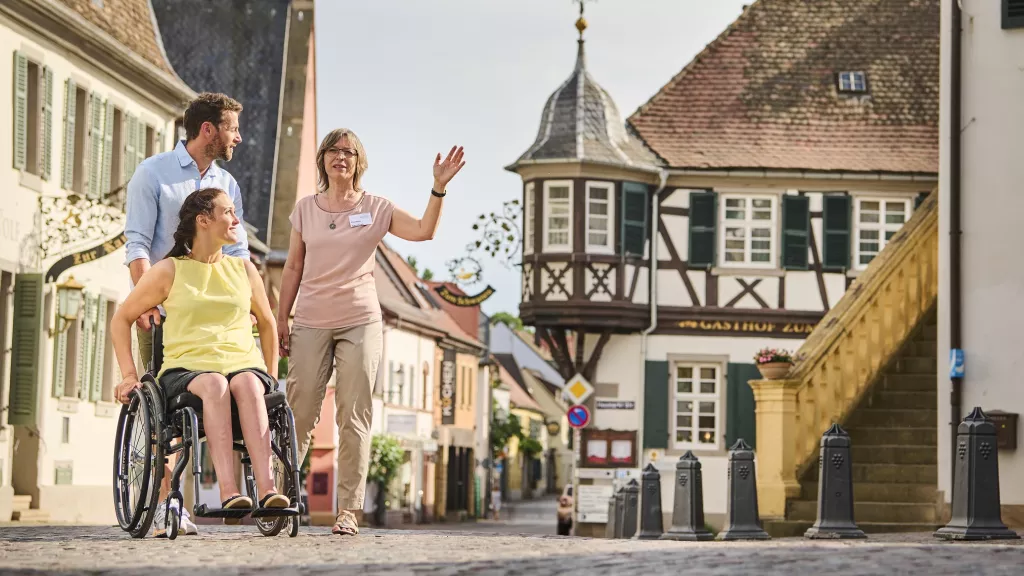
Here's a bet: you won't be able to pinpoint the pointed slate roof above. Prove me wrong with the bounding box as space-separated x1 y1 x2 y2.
507 19 660 172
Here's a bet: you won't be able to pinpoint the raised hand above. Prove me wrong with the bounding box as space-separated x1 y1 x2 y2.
433 146 466 189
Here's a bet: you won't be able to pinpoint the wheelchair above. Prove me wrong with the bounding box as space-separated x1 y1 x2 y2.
112 324 303 539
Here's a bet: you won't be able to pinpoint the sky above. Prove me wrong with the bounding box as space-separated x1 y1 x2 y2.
314 0 750 317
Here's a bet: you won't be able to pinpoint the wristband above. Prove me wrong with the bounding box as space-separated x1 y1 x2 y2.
431 188 446 198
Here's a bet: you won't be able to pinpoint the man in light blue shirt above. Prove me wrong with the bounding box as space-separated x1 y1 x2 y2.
122 92 247 537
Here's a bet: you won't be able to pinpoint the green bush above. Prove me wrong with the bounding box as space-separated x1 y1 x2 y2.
368 434 404 496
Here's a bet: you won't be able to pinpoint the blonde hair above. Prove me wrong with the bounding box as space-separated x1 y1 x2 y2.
316 128 369 192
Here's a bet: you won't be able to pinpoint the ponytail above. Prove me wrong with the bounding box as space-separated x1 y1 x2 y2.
164 187 227 259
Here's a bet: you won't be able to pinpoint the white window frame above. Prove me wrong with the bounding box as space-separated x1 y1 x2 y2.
524 182 535 255
584 181 615 254
719 194 777 268
838 71 867 93
670 361 723 451
542 180 574 253
853 197 911 270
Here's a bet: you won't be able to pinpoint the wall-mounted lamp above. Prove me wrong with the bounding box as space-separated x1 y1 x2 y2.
50 275 85 336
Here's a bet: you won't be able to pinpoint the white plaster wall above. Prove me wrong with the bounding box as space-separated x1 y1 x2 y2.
938 0 1024 505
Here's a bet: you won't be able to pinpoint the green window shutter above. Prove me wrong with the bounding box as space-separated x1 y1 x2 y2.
914 191 929 209
620 182 648 257
725 362 760 449
61 79 76 190
822 195 852 271
781 195 810 270
136 121 147 168
77 293 96 401
123 114 137 183
643 360 669 449
88 93 103 199
51 289 69 398
13 52 28 171
100 101 114 200
90 298 108 401
157 130 165 153
42 66 53 181
688 191 717 268
8 274 43 426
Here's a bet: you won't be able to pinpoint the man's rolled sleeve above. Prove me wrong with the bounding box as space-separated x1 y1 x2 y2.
124 165 157 265
223 178 251 260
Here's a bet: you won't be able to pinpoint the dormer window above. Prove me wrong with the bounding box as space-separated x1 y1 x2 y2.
837 71 867 94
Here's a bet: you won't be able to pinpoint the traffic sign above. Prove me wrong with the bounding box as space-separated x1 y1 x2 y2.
564 373 595 405
567 404 590 429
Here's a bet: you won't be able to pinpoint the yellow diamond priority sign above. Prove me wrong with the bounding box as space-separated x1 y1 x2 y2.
564 373 594 405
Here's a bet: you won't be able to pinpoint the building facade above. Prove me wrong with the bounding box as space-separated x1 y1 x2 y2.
509 1 938 534
0 0 193 522
938 0 1024 525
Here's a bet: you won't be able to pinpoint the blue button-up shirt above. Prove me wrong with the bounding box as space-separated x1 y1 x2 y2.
124 140 249 265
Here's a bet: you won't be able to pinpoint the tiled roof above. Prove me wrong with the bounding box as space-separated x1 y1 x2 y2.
628 0 940 174
57 0 177 76
508 40 660 172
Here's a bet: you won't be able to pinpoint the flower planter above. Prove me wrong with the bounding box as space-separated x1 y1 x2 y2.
757 362 793 380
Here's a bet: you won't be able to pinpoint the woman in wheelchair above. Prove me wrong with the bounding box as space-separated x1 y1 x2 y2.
112 187 289 522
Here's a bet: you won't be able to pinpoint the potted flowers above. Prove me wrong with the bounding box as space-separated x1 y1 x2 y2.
754 348 794 379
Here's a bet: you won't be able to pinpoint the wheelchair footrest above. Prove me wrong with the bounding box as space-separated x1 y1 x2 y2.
250 506 300 518
194 505 253 519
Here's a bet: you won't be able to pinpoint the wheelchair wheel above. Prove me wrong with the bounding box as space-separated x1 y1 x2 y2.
112 387 165 538
167 500 181 540
289 515 299 538
247 413 296 537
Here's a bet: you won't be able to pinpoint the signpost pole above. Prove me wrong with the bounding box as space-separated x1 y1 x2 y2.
572 427 580 536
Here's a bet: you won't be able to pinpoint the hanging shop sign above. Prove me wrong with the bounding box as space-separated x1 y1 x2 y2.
434 284 496 307
46 233 127 282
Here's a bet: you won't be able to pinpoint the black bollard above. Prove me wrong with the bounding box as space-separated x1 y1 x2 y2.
605 493 617 539
637 463 664 540
621 479 640 538
718 439 770 540
804 423 866 539
661 451 713 541
935 407 1021 540
613 485 625 539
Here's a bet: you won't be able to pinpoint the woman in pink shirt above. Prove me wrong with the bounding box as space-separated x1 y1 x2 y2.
276 128 464 536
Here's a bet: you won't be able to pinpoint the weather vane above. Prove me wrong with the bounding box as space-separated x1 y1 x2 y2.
574 0 595 38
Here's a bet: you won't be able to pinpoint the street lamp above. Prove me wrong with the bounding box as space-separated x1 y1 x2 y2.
51 275 85 335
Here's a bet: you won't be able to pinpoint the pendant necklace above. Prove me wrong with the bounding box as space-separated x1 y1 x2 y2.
324 193 339 229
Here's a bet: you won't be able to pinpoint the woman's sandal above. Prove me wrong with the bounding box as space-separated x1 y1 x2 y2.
222 494 253 526
258 492 290 510
331 510 359 536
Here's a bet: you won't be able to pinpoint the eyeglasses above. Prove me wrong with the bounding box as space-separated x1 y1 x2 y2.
325 147 358 159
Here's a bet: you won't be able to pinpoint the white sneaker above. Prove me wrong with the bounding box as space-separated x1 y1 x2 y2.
181 507 199 535
151 501 167 538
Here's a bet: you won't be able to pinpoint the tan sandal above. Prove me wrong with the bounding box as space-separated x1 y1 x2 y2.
331 510 359 536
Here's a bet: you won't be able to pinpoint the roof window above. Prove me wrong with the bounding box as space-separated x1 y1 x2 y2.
837 71 868 94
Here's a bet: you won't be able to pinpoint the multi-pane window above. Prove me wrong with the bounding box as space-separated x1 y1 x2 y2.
524 182 535 254
672 363 721 449
543 181 573 252
721 196 775 266
855 199 910 268
585 182 614 253
838 71 867 93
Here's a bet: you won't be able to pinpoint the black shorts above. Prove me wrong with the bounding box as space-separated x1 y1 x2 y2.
158 368 276 402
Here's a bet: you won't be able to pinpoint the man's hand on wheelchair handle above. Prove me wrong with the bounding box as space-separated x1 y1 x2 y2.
116 375 143 404
136 308 161 331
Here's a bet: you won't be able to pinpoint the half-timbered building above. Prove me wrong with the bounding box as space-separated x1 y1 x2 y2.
508 0 939 534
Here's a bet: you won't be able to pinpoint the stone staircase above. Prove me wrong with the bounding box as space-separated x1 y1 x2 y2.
765 308 939 537
11 494 50 523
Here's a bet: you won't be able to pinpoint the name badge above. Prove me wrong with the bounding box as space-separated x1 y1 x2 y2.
349 213 372 227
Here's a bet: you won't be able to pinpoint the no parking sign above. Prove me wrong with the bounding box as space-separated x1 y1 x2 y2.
567 404 590 429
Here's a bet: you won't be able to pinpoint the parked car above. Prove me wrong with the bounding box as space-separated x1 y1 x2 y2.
556 484 573 535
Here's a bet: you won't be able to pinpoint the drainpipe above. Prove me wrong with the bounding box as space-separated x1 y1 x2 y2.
636 168 669 466
948 0 963 492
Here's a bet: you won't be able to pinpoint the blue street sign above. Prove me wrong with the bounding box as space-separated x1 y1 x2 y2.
950 349 965 379
567 404 590 429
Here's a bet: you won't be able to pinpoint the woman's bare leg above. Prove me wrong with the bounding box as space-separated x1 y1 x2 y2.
186 373 241 502
229 372 278 499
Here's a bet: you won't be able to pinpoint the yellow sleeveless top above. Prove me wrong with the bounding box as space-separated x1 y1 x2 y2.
158 256 266 377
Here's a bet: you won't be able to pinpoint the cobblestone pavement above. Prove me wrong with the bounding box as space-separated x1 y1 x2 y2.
2 526 1024 575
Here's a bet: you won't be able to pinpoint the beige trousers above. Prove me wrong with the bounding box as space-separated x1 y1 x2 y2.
287 321 383 511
